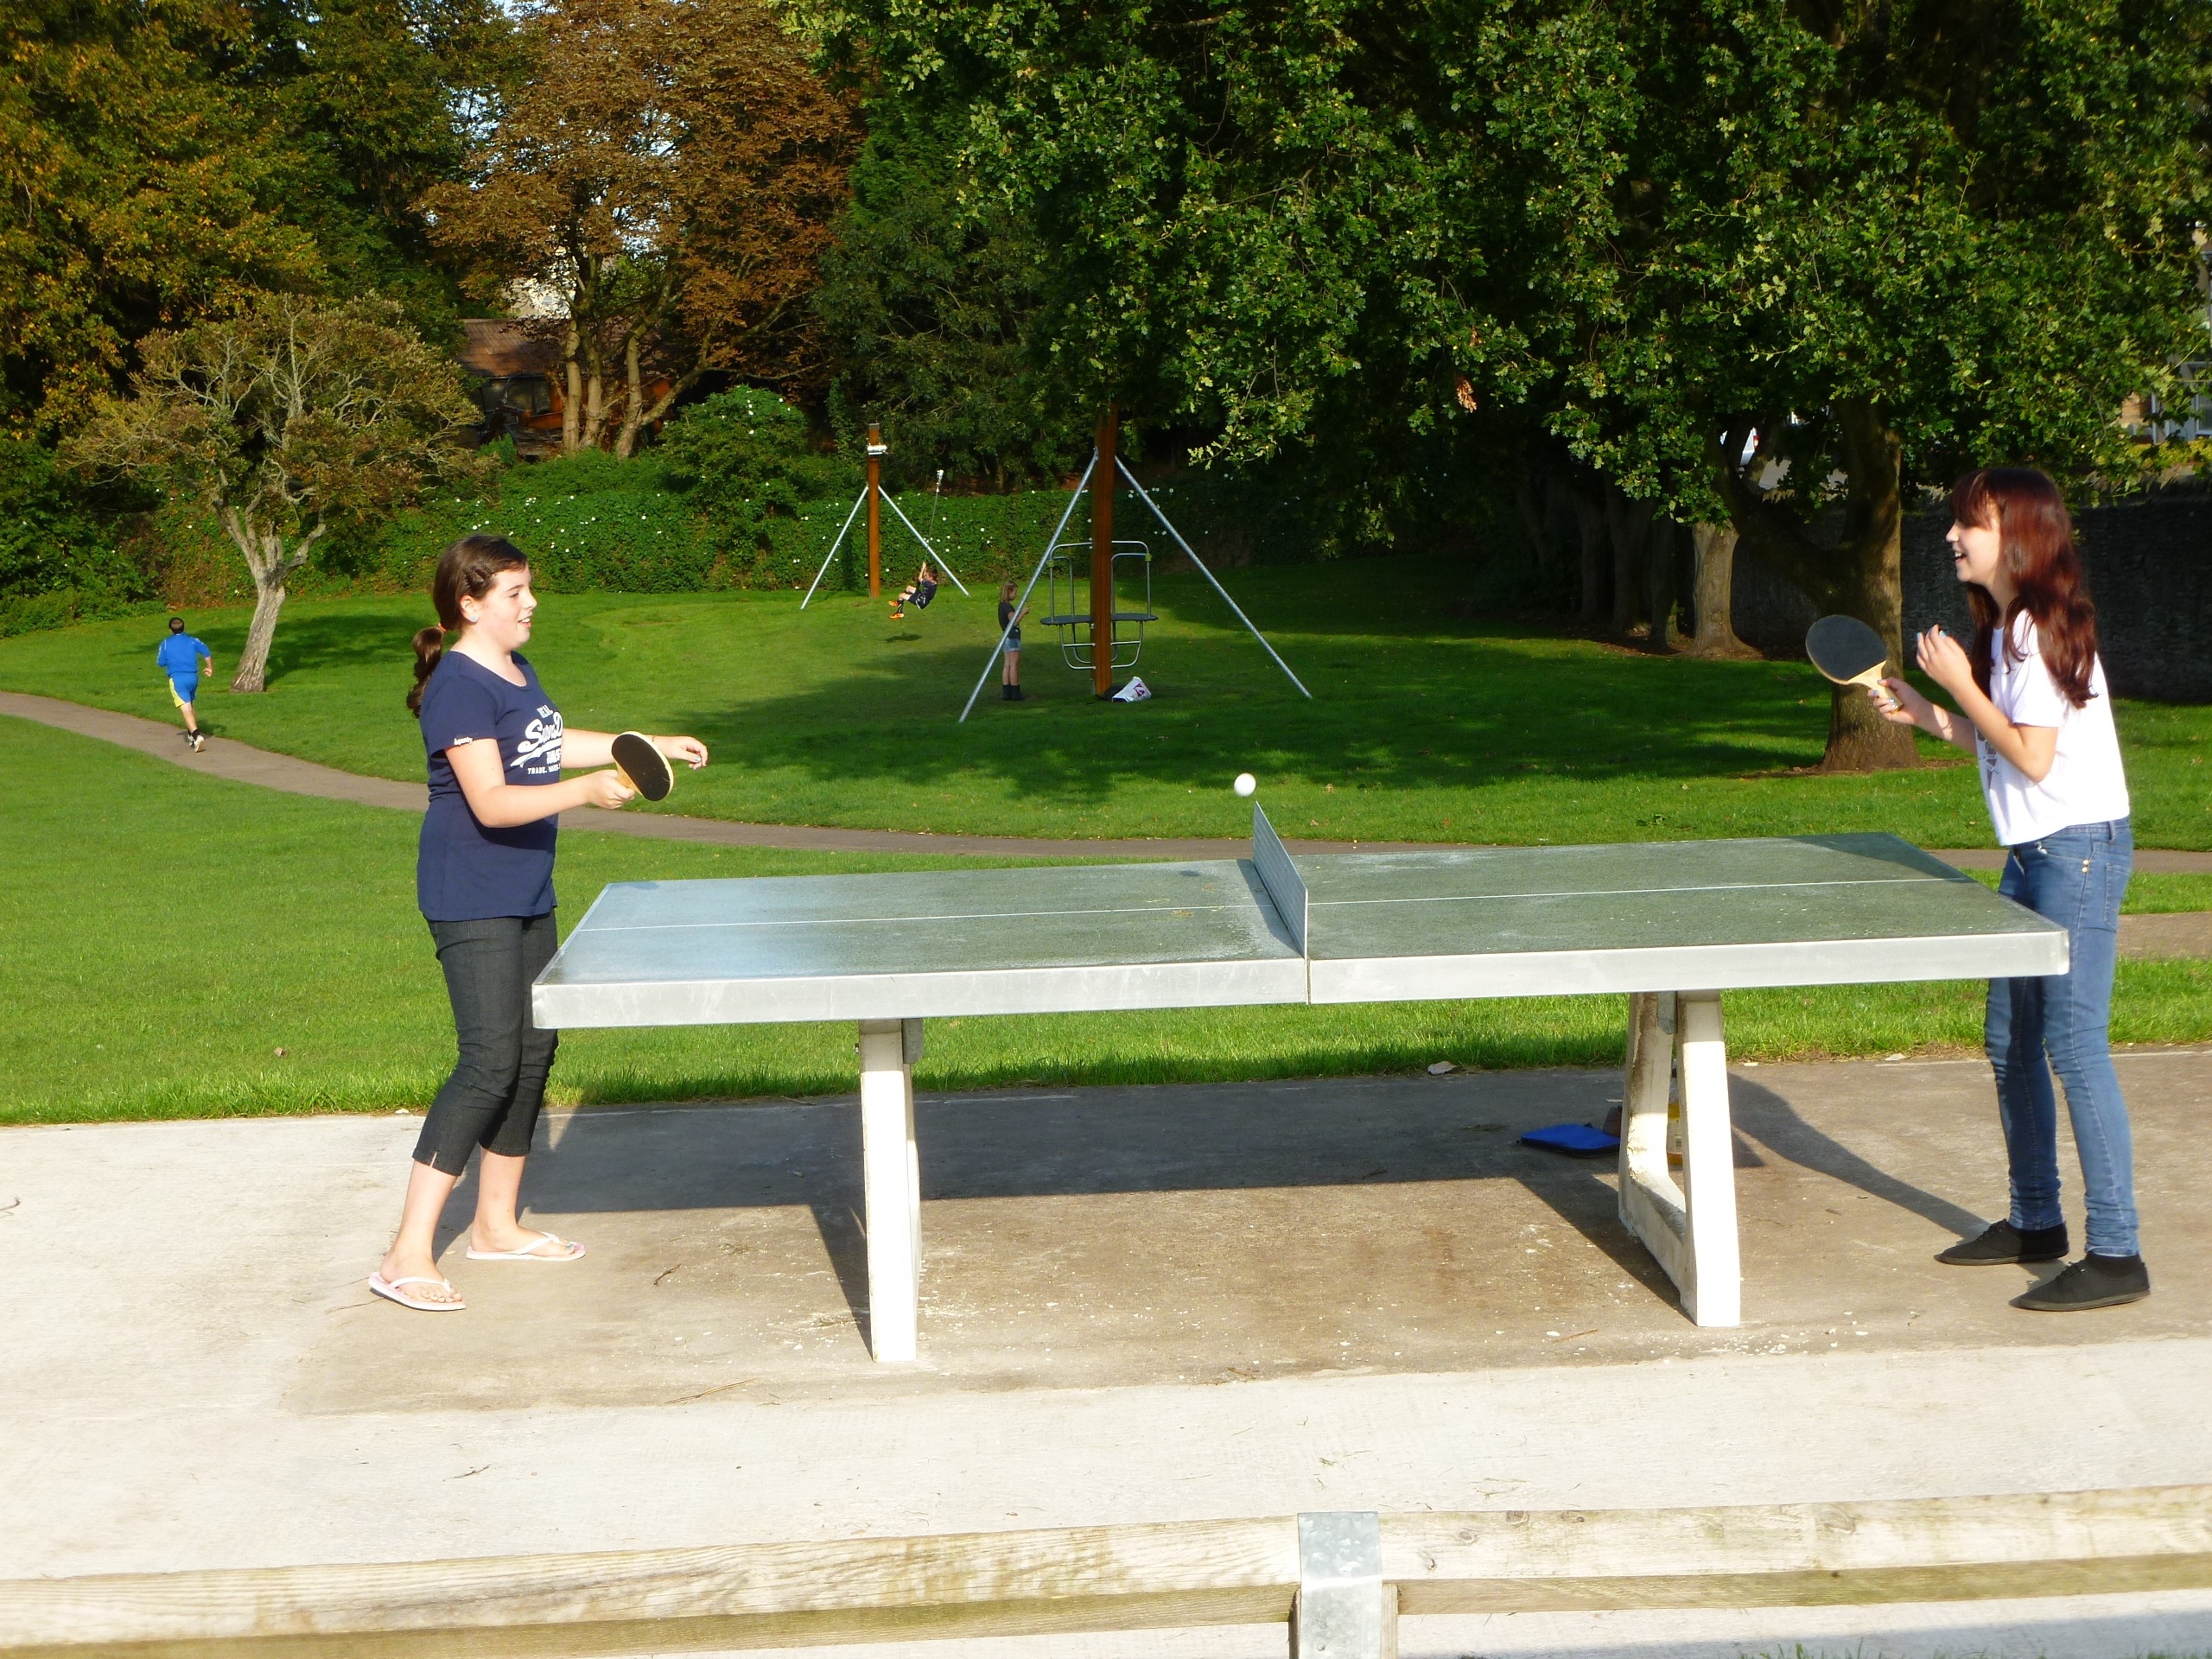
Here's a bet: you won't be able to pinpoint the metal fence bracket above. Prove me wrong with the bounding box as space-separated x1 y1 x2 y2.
1292 1510 1395 1658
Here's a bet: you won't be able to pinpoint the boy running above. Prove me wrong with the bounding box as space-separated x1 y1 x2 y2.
156 617 213 751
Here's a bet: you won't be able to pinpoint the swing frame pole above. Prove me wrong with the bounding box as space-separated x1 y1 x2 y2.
865 423 886 597
799 489 869 610
1090 407 1118 697
957 451 1098 723
1116 455 1312 699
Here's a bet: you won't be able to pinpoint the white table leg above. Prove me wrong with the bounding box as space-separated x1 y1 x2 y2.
1617 990 1742 1328
1675 990 1741 1326
857 1018 924 1362
1618 992 1689 1297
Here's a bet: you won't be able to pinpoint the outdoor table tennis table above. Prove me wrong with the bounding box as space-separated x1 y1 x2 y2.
532 809 2066 1358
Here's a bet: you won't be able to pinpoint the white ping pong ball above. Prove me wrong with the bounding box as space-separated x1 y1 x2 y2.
1233 772 1257 798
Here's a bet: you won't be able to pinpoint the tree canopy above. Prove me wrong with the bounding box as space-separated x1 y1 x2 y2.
0 0 510 436
424 0 858 457
65 294 479 690
1562 0 2212 763
810 0 2210 760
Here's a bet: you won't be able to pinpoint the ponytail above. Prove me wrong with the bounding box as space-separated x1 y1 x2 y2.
405 533 530 717
407 626 445 716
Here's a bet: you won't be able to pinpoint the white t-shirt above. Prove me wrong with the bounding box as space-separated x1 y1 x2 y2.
1977 614 2129 847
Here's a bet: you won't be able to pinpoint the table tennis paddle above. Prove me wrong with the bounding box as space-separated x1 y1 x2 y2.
1806 615 1899 711
610 731 674 803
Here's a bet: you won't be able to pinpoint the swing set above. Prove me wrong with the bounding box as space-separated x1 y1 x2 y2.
799 425 971 608
798 413 1312 720
958 407 1311 721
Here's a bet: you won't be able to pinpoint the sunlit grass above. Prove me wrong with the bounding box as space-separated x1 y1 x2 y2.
5 557 2206 849
6 715 2205 1127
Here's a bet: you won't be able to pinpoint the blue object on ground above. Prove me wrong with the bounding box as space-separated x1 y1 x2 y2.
1519 1122 1621 1156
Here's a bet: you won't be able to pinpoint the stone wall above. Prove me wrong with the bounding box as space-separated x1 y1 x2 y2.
1726 493 2212 702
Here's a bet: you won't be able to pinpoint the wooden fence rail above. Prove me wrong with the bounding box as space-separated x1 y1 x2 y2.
4 1485 2209 1659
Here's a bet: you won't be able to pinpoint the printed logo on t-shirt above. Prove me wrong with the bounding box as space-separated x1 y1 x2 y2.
512 708 564 775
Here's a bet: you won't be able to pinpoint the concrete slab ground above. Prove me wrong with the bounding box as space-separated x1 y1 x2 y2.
4 1050 2209 1655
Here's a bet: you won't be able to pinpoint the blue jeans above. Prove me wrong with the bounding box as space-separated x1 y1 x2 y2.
1987 819 2138 1257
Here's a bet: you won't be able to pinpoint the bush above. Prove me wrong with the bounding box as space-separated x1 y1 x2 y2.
308 446 718 595
658 388 853 582
0 436 148 602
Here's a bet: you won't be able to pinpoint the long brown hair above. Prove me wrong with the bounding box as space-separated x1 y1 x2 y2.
1948 467 2100 709
407 534 529 715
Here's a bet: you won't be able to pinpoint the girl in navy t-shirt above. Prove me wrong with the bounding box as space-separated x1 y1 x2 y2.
369 535 708 1313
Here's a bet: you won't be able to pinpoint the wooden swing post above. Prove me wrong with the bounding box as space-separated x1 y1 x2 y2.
866 423 887 597
1090 406 1118 697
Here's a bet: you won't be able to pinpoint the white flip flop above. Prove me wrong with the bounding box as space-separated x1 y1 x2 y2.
465 1230 585 1262
368 1273 465 1312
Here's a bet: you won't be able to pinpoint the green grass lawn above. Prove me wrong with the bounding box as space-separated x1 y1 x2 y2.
6 714 2206 1126
6 554 2207 848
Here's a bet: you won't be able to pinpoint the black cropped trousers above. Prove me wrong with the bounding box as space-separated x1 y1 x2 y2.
414 912 560 1174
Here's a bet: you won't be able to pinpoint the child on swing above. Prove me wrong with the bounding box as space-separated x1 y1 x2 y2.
890 563 938 620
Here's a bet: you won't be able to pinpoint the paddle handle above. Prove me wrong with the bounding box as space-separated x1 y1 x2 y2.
1847 664 1901 711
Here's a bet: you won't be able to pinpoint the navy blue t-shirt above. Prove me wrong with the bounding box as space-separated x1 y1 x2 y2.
416 651 563 920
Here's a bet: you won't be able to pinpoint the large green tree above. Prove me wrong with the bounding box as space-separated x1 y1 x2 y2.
0 0 318 434
810 0 2209 765
800 0 1635 548
0 0 510 435
424 0 857 459
813 105 1082 489
66 296 480 690
1565 0 2212 768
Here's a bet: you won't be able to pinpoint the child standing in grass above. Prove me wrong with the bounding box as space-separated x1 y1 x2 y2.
370 533 708 1313
155 617 212 752
997 580 1027 701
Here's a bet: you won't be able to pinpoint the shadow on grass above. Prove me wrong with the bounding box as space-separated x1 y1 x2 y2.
654 634 1821 810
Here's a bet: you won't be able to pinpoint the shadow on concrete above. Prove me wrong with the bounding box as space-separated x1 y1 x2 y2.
501 1071 1969 1335
1730 1077 1988 1243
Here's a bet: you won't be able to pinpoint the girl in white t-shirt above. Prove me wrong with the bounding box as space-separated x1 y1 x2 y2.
1872 467 2145 1312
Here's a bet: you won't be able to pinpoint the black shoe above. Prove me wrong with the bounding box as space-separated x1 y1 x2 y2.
1936 1220 2069 1266
2012 1253 2150 1312
1007 686 1026 701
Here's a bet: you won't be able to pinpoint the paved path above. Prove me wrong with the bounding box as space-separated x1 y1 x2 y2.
3 1052 2208 1656
8 688 2212 874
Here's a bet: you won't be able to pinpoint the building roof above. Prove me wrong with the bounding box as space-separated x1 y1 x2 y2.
457 319 562 378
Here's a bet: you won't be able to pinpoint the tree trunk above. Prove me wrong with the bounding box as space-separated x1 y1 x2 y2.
1606 486 1656 635
1643 517 1681 652
615 330 645 459
583 362 607 451
1683 522 1754 658
1514 475 1549 574
1573 489 1610 626
232 572 288 694
1709 402 1918 771
561 321 582 454
218 509 320 693
1818 397 1916 771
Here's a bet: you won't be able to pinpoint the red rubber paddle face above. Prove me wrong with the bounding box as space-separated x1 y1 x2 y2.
610 731 674 802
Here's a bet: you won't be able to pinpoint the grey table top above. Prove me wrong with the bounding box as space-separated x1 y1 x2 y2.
532 828 2067 1029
